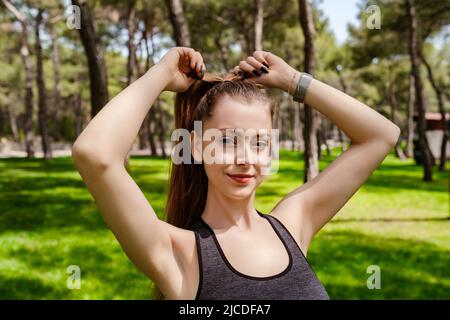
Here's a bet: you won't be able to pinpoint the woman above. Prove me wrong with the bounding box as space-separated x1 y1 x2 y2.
72 47 400 300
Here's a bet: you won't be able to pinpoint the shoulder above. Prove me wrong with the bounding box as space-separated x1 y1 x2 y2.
267 209 310 257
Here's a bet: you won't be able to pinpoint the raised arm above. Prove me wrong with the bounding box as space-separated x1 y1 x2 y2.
238 51 400 255
72 47 204 166
71 47 206 298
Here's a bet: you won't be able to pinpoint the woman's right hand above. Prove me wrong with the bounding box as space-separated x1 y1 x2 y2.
156 47 206 93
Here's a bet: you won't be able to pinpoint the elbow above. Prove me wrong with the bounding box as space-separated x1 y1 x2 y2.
71 140 114 172
387 124 401 147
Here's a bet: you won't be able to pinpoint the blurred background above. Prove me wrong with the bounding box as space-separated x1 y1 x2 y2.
0 0 448 299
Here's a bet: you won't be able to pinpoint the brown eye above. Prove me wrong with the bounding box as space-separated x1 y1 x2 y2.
253 140 268 149
221 136 235 145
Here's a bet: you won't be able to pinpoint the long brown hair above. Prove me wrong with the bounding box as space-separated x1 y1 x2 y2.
152 69 276 300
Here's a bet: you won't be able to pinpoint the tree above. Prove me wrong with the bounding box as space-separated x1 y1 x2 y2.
420 49 448 172
298 0 319 181
126 0 137 85
72 0 109 118
35 8 53 160
165 0 191 46
47 14 62 142
405 0 434 181
347 0 449 180
2 0 35 157
253 0 264 52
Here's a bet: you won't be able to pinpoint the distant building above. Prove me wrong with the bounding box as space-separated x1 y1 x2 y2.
413 112 450 161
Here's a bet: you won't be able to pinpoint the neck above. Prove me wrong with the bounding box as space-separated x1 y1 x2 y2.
202 185 259 230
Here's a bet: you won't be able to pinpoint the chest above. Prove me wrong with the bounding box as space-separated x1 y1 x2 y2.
212 224 291 278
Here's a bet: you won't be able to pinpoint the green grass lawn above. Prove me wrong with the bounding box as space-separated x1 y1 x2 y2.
0 148 448 299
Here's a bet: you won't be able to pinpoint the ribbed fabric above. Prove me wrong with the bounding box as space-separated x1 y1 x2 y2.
189 210 330 300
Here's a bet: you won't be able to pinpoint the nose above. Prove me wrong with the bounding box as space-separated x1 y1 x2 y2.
236 137 255 165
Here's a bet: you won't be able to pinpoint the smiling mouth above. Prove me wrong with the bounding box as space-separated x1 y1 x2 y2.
226 173 254 184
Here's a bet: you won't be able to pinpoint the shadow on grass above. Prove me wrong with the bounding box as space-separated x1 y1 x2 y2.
0 236 151 299
0 227 447 299
0 157 78 173
0 275 67 299
309 229 450 299
0 157 170 233
0 186 106 233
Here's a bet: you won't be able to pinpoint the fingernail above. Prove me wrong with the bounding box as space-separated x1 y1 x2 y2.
188 62 198 78
200 66 204 78
260 65 269 73
262 62 269 68
252 69 262 77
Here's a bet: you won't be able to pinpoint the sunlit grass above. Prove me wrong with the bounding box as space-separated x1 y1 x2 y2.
0 148 448 299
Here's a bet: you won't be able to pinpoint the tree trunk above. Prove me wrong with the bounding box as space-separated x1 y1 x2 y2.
7 103 19 142
299 0 319 181
143 14 161 156
320 122 330 156
147 107 158 156
74 93 83 139
126 0 144 154
253 0 264 52
2 0 35 157
406 0 434 181
292 101 303 151
143 13 153 71
126 0 137 86
35 9 53 160
49 23 62 142
135 35 143 77
388 74 406 160
406 72 415 158
316 129 322 161
139 114 150 150
420 50 448 171
335 67 348 152
136 46 149 151
156 101 167 157
165 0 191 46
214 33 230 72
72 0 109 118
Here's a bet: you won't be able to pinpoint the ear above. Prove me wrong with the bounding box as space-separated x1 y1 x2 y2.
190 130 203 163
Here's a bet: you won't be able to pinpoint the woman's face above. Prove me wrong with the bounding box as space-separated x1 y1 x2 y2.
193 95 273 200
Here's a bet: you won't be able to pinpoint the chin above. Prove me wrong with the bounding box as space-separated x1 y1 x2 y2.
225 189 255 200
223 180 258 199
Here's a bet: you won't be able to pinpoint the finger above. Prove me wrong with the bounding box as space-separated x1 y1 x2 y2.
186 51 204 79
253 50 270 68
232 66 246 78
239 60 261 77
181 48 195 70
194 51 205 77
246 56 269 74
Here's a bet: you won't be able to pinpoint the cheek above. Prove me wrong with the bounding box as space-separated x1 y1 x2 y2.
203 163 225 181
253 175 264 188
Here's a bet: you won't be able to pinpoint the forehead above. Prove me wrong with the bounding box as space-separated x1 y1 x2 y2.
204 95 272 131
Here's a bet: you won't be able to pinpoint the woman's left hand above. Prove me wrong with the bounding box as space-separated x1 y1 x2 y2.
234 50 298 93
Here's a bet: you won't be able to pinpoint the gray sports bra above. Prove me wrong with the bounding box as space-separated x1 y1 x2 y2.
189 210 330 300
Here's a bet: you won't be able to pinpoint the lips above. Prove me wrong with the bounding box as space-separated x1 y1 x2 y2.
226 173 254 184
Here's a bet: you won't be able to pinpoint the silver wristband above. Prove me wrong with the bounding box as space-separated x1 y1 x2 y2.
293 72 313 103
